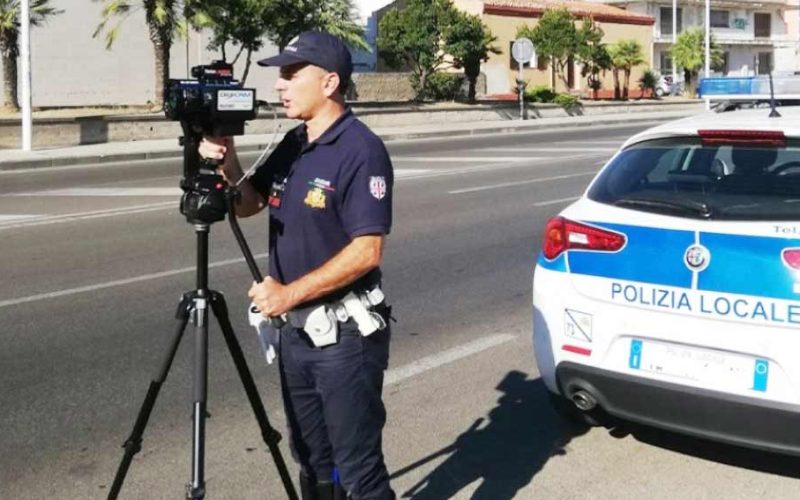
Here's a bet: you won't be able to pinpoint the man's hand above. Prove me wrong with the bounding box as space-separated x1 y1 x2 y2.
199 136 243 184
248 277 300 318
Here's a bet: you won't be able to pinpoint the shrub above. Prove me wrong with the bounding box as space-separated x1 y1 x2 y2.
554 93 580 109
524 84 556 103
638 69 658 99
426 72 465 101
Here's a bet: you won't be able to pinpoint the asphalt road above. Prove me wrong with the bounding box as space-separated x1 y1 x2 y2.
2 122 800 499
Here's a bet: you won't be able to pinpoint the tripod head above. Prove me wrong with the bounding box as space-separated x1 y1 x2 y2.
177 124 237 225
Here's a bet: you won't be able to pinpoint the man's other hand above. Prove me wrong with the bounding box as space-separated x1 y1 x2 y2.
248 277 299 318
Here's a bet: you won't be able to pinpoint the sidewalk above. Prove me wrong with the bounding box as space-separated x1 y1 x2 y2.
0 108 702 170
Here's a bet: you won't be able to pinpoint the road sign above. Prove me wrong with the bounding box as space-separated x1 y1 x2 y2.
511 37 534 64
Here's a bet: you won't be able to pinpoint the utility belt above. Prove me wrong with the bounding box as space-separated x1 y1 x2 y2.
249 286 388 364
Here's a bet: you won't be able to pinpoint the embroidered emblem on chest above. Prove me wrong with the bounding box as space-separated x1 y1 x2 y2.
304 178 334 209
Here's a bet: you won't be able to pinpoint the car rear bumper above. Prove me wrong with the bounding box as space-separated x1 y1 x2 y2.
556 361 800 456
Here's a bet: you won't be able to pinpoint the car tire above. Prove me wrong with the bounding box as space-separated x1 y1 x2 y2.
547 391 606 427
655 88 665 97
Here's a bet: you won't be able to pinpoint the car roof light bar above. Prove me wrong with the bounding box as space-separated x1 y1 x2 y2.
698 75 800 101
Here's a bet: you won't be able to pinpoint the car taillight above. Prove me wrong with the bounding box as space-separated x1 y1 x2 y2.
542 217 626 260
698 129 786 147
782 249 800 270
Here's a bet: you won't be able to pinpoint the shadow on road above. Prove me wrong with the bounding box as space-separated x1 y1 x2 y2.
390 370 589 499
611 423 800 480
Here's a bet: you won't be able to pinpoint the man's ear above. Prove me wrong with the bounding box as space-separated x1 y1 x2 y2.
322 72 341 98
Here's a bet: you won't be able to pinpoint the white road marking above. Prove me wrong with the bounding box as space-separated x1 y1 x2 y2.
394 168 432 178
481 147 616 153
0 253 268 309
0 214 44 222
449 171 596 194
383 334 518 386
533 196 581 207
395 156 535 163
6 187 182 197
0 202 175 230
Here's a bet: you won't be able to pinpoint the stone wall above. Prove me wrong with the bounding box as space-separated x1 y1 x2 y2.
349 72 487 101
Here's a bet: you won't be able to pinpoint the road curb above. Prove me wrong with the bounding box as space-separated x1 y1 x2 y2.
0 112 692 171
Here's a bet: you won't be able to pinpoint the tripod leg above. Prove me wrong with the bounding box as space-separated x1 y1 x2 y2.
188 292 210 500
209 291 300 500
107 293 194 500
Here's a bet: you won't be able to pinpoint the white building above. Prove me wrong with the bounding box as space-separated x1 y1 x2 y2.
591 0 800 77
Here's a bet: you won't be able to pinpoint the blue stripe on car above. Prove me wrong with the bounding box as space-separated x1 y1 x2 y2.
540 222 800 301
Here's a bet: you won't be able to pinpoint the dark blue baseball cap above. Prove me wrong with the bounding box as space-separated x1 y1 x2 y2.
258 31 353 83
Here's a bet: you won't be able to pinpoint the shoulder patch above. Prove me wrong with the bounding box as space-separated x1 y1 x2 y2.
369 176 387 200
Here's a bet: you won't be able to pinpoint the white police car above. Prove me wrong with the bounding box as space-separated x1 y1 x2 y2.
533 78 800 455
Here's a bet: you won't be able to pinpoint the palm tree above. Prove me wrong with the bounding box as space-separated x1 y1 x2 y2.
609 39 644 100
671 28 723 98
0 0 62 112
265 0 369 52
94 0 179 107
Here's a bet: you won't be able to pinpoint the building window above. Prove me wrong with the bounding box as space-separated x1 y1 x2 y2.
537 55 548 71
660 7 682 36
756 52 773 75
710 10 729 28
659 52 673 74
754 13 771 38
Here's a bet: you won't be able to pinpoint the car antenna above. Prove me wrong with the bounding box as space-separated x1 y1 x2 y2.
768 71 781 118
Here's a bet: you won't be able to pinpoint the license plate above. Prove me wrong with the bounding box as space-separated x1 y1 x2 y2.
628 339 768 392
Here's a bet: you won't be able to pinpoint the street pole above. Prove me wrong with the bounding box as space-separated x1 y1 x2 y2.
518 62 524 120
672 0 677 95
704 0 711 110
20 0 32 151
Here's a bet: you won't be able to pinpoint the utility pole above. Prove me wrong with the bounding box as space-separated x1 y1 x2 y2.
704 0 711 110
672 0 677 95
20 0 32 151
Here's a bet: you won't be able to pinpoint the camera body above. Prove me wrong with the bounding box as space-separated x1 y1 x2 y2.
165 61 257 137
164 61 257 224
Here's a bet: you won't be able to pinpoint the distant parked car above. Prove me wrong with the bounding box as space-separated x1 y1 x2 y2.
656 75 683 97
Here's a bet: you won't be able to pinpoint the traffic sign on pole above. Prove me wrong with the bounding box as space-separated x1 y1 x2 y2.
511 38 534 120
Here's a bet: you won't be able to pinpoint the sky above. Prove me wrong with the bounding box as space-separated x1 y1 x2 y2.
354 0 395 23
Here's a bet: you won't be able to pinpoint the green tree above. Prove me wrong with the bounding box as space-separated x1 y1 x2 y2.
517 8 579 91
609 39 644 99
0 0 62 112
670 28 723 98
184 0 270 84
264 0 368 52
445 10 498 103
94 0 180 107
378 0 456 101
575 18 611 100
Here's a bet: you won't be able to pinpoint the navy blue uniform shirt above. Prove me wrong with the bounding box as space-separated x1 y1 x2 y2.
250 108 393 303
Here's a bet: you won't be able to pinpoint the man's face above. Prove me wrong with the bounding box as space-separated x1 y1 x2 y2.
274 63 338 120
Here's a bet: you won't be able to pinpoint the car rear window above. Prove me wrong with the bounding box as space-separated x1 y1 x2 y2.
587 136 800 220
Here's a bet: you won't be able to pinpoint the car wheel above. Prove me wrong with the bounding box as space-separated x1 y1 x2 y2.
548 391 606 427
655 88 665 97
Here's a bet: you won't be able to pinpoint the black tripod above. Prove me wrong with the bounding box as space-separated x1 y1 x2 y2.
107 135 298 499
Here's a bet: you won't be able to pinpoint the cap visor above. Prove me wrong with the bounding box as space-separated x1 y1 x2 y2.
257 52 308 67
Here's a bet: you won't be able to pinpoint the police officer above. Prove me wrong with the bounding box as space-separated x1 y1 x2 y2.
199 31 395 500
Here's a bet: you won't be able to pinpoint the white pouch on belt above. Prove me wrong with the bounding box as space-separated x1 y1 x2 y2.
249 303 279 364
303 305 339 347
342 291 386 337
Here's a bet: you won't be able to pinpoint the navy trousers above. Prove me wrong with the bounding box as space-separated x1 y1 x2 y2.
278 311 395 500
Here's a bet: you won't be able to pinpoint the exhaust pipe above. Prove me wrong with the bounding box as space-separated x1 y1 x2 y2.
571 389 597 412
